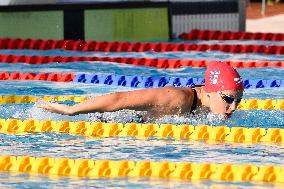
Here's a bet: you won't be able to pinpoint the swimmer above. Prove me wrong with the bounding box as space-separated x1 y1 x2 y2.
38 61 244 120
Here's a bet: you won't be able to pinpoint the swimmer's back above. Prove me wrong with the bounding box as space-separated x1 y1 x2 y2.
135 86 196 117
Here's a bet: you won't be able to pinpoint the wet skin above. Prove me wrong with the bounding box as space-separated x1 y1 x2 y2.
38 86 243 120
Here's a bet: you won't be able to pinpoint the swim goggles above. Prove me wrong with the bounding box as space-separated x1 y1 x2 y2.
219 92 242 104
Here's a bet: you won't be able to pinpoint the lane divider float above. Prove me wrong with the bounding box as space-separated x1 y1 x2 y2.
1 118 284 145
0 95 88 104
74 73 284 89
0 95 283 110
0 38 284 54
0 72 74 82
179 29 284 41
0 155 283 183
0 54 283 69
0 72 283 89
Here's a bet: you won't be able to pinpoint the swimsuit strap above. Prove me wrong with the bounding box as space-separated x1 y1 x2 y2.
191 89 198 114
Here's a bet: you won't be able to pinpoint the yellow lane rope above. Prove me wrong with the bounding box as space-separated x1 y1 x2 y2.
0 95 283 110
0 119 283 145
0 155 283 183
0 95 88 103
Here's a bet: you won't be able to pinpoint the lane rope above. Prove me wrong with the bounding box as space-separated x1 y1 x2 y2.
0 71 74 82
0 155 283 183
179 29 284 41
0 95 283 110
0 155 284 183
0 38 283 54
0 54 283 69
1 118 284 145
74 73 284 89
0 71 283 89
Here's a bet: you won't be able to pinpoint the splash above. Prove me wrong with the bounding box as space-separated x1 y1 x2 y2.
0 101 283 129
153 111 226 125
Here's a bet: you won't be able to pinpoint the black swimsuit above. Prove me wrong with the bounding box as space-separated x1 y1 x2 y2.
190 89 198 114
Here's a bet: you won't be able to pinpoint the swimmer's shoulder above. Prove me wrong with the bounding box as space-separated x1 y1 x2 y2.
157 86 189 95
148 86 198 101
179 86 203 102
160 86 196 102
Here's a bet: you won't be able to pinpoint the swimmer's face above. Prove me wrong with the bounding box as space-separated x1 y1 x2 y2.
207 90 243 118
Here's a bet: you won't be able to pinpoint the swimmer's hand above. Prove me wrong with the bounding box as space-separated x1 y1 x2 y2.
37 100 73 115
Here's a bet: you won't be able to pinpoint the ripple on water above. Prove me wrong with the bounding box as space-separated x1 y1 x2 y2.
1 133 284 167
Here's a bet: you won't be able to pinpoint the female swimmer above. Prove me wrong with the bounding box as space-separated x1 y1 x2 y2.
38 61 244 120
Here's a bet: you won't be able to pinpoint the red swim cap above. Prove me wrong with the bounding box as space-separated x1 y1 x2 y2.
204 61 244 92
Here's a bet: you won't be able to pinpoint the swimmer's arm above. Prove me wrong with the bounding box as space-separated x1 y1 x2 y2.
38 88 158 115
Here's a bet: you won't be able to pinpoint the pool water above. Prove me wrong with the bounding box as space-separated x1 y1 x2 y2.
0 40 283 188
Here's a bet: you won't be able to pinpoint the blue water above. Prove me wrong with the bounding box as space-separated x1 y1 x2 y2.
0 42 283 188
